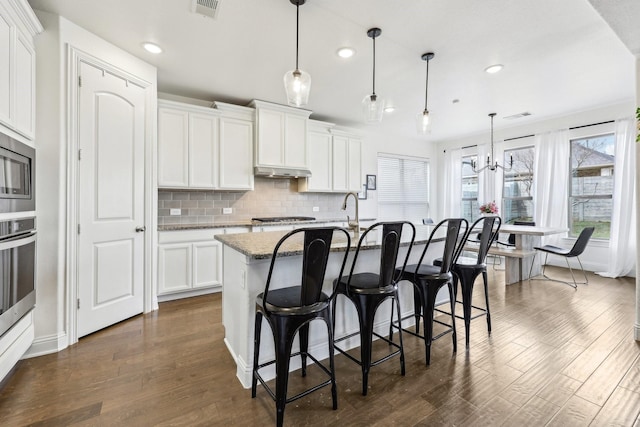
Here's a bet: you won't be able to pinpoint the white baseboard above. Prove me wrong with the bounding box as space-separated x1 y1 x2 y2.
157 286 221 303
24 331 68 358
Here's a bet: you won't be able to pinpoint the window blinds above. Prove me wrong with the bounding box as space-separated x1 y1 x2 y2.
377 154 430 222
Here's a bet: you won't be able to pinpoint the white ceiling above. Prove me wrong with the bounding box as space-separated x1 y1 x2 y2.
27 0 636 142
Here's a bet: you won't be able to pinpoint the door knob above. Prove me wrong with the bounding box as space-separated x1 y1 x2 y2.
135 226 146 232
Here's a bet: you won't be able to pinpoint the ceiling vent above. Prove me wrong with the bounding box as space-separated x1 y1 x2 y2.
503 112 532 120
191 0 222 19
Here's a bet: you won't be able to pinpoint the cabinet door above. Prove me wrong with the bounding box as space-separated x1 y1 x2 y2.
306 131 332 191
189 112 218 188
256 109 284 166
284 114 307 168
332 135 349 192
158 243 192 294
219 117 254 190
0 10 12 127
193 241 222 289
14 32 35 139
158 108 189 187
348 137 362 192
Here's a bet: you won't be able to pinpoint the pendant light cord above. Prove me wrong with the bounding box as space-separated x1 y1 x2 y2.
372 35 376 96
424 59 429 111
295 3 299 70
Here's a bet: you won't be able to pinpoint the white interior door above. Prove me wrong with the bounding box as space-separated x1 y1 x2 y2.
77 61 146 338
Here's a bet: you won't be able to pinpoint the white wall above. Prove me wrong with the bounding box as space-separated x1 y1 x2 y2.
433 101 636 276
354 127 437 222
28 11 156 357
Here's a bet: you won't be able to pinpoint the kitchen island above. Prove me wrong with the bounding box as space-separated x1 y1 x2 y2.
215 225 446 388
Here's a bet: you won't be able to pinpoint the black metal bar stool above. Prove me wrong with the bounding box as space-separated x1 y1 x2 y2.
251 227 351 427
391 218 468 365
332 221 416 396
437 216 501 347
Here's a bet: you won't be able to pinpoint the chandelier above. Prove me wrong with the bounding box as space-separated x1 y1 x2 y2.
472 113 512 172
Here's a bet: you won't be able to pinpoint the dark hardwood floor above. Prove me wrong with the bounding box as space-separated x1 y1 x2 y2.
1 267 639 426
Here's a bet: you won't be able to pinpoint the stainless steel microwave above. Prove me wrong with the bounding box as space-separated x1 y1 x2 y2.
0 133 35 213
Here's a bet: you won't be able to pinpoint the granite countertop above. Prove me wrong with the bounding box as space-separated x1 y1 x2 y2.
215 224 442 260
158 217 377 232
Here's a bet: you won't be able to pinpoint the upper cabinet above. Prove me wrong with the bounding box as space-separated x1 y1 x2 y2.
250 100 311 170
299 121 362 193
158 100 254 190
0 0 42 140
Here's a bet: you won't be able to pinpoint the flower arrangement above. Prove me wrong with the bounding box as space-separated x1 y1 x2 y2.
479 201 498 214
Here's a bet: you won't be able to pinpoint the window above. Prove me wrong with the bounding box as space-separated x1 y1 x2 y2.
502 146 534 223
570 133 614 239
461 155 478 222
377 154 430 223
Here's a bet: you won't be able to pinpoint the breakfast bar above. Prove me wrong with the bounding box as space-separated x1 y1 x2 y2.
215 226 446 388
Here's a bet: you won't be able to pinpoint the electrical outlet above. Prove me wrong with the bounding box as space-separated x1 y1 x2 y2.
223 207 232 214
170 208 181 216
312 206 320 212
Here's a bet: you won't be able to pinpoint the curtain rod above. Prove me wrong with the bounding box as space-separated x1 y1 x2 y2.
443 119 616 153
504 134 534 142
569 120 614 130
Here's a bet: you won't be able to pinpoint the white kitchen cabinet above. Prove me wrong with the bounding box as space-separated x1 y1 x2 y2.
299 125 363 193
158 100 254 190
158 106 189 187
250 100 311 169
216 102 254 190
158 101 217 189
304 120 333 192
158 229 224 300
0 0 41 140
189 112 218 188
347 136 362 192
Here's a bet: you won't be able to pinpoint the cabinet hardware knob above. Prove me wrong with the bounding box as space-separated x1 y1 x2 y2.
135 226 146 232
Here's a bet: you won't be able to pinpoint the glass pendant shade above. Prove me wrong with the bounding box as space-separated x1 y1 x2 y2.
284 68 311 107
362 93 385 123
416 109 431 134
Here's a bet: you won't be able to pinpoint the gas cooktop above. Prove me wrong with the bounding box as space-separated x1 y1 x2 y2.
251 216 316 223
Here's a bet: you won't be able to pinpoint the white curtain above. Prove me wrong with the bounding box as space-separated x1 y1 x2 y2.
534 129 570 246
597 118 636 278
442 148 462 217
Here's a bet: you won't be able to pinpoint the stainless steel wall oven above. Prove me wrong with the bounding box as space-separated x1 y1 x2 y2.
0 133 36 337
0 217 36 336
0 133 35 214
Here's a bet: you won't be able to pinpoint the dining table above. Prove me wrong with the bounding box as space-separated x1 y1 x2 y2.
464 224 568 285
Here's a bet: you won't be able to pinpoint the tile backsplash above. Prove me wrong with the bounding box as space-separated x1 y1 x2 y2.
158 177 349 225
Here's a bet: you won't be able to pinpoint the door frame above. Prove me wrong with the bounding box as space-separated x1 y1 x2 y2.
66 46 157 345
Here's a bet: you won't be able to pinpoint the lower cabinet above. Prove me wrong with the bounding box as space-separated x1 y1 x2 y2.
158 230 224 300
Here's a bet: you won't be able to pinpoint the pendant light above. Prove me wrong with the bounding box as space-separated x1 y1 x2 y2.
362 27 385 123
472 113 513 173
283 0 311 107
417 52 434 135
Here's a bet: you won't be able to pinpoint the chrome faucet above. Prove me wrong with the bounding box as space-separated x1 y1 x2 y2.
341 192 359 235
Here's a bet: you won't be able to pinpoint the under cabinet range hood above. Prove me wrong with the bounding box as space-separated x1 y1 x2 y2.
254 166 311 178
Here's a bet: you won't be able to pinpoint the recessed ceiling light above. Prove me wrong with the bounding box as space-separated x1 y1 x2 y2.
142 42 163 54
337 47 355 58
484 64 503 74
384 106 395 113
